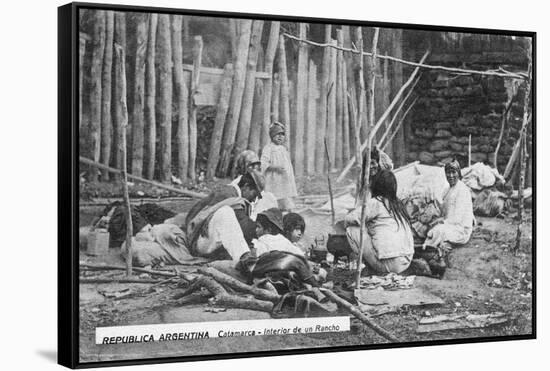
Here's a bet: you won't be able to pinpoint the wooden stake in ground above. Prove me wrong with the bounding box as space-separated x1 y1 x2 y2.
113 44 133 277
100 11 114 181
278 34 291 152
207 63 233 179
171 15 189 182
261 21 281 149
112 12 126 181
355 27 379 290
294 23 308 176
89 10 106 182
188 35 203 181
327 39 338 170
354 27 366 177
248 79 265 154
514 49 532 253
233 20 264 175
219 20 252 175
271 73 280 123
335 29 344 169
315 25 332 173
306 60 318 174
144 14 158 180
130 13 148 178
325 139 336 225
157 15 173 182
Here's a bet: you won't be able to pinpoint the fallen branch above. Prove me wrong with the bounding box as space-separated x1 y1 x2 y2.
80 156 207 199
197 267 281 303
320 288 400 343
80 277 164 284
184 275 274 312
80 263 180 277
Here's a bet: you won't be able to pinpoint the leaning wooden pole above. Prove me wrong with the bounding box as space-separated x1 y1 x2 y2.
188 35 203 181
144 13 157 180
248 79 265 154
233 20 264 175
381 98 418 151
207 64 233 179
325 139 336 226
130 13 148 178
294 23 308 176
335 29 344 169
157 15 173 182
112 12 126 181
100 11 114 181
219 20 252 175
337 50 430 182
113 45 133 277
278 34 291 151
494 85 518 169
261 21 281 149
327 39 338 170
315 25 332 173
355 27 379 289
306 60 318 174
171 15 189 182
514 49 532 253
89 10 106 182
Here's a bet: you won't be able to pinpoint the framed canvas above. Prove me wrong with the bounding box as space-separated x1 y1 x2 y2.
58 2 536 368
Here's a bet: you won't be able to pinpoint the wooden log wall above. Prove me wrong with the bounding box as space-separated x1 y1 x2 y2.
79 10 406 184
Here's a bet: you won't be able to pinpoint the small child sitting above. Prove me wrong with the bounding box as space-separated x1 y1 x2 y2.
283 212 307 253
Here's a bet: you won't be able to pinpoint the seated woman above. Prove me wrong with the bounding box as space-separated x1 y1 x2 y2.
423 159 474 250
345 170 414 274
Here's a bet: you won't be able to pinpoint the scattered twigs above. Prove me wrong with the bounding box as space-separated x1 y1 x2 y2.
319 288 400 343
324 139 336 225
80 278 165 284
337 50 430 182
79 156 206 199
282 33 526 80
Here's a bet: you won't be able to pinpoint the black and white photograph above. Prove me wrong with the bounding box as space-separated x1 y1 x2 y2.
59 1 534 367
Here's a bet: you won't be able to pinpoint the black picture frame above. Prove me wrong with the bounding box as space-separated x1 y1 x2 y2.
59 2 536 368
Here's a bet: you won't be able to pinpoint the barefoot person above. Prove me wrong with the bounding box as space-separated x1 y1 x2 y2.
345 170 414 274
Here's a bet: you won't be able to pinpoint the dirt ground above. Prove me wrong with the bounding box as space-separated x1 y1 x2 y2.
78 174 533 363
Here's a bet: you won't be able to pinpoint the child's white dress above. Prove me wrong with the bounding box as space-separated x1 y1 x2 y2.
260 142 298 206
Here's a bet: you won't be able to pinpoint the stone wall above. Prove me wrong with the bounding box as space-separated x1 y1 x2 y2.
404 34 531 177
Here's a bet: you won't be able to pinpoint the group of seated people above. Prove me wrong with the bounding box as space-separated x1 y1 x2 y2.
181 145 473 280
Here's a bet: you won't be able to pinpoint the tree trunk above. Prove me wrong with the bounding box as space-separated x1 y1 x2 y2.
354 28 366 143
130 13 148 178
100 11 114 181
294 23 308 177
389 30 405 166
157 15 173 182
171 15 189 182
218 20 252 175
271 72 280 123
233 20 264 174
113 44 132 275
144 14 158 180
327 39 338 170
89 10 106 182
335 29 344 169
248 79 265 155
342 56 350 163
315 25 331 173
278 35 291 152
261 21 281 150
79 35 86 130
112 12 126 180
188 35 203 181
207 64 233 179
306 60 317 175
